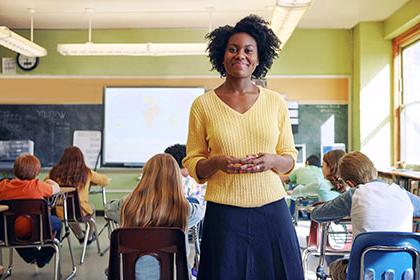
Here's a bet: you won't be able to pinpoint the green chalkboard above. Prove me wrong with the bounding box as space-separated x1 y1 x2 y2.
0 103 347 168
0 105 103 167
293 104 348 159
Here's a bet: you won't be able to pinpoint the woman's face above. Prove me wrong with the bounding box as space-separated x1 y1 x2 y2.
223 32 259 79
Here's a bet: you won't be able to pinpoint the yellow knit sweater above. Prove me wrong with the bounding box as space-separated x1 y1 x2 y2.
183 87 297 208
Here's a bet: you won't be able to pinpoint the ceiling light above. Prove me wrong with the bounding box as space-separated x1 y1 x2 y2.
57 42 207 56
0 9 47 57
270 0 312 49
57 8 207 56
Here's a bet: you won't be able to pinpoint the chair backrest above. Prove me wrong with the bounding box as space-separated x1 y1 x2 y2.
59 186 85 222
307 220 352 252
0 199 54 245
307 220 320 249
347 231 420 280
108 227 189 280
327 222 353 251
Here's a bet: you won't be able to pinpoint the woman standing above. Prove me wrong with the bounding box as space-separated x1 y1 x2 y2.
183 15 304 279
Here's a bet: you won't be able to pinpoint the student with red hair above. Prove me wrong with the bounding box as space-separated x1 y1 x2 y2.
0 154 61 268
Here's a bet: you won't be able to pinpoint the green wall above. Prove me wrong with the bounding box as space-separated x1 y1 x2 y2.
351 0 419 167
272 29 352 75
0 28 352 76
352 22 392 168
384 0 420 39
351 25 361 151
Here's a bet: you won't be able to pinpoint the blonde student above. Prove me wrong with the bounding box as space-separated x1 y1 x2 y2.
311 151 420 280
120 153 204 280
48 146 110 244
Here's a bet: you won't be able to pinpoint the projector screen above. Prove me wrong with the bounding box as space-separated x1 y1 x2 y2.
103 87 205 166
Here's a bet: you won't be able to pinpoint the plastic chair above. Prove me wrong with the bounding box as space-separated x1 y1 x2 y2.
0 198 76 280
302 219 352 278
347 231 420 280
59 186 101 264
108 227 189 280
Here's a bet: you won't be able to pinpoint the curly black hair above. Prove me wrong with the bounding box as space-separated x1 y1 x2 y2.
164 144 186 168
205 14 281 79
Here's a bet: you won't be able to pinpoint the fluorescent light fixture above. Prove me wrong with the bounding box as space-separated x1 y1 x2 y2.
0 26 47 57
57 42 207 56
270 0 311 48
57 9 207 56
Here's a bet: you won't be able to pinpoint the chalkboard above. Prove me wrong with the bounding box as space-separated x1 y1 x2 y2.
293 104 348 159
0 103 347 168
0 105 102 166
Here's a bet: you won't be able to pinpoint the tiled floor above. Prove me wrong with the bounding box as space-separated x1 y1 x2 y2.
1 218 324 279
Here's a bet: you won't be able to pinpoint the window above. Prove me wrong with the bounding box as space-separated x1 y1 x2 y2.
393 24 420 167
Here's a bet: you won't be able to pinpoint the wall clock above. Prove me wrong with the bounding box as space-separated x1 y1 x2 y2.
16 54 39 71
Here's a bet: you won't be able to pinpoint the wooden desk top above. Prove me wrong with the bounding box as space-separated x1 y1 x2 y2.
59 187 76 194
378 168 420 180
0 205 9 212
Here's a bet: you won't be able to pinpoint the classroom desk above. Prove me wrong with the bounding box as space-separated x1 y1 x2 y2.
89 184 113 255
316 218 352 280
54 186 76 240
378 168 420 181
308 207 420 280
59 186 76 194
55 186 78 279
305 206 352 280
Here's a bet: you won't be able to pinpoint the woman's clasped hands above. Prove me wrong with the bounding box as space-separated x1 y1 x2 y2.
217 153 276 174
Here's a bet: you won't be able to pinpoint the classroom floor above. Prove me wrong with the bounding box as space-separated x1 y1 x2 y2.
1 218 323 280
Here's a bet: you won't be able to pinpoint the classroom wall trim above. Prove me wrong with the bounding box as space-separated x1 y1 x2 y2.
0 76 349 105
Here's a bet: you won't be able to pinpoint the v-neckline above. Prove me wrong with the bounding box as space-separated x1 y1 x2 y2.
212 87 261 116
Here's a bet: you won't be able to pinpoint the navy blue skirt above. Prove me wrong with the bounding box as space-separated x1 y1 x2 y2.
197 199 304 280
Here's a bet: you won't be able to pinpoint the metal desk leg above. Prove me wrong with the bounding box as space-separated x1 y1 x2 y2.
316 222 329 280
62 193 77 279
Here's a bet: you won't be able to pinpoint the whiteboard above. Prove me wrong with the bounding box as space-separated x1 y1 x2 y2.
103 87 204 166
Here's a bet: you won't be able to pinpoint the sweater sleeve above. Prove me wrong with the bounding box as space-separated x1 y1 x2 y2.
311 189 354 222
183 99 209 184
36 180 54 197
276 95 297 174
90 170 111 186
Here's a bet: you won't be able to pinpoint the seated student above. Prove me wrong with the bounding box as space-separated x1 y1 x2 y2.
284 154 323 189
164 144 206 205
291 150 346 202
120 153 204 280
0 154 61 268
311 151 420 280
105 145 205 225
48 146 111 245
